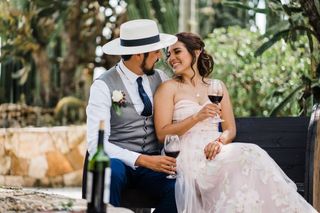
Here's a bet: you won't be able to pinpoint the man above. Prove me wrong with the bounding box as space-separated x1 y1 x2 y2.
86 19 178 213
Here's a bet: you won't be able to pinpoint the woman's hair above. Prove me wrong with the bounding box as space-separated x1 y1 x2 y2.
173 32 214 82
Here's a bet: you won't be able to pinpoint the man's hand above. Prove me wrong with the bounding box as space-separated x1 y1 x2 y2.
135 154 176 174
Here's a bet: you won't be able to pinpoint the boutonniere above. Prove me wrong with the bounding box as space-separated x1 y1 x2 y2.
112 90 126 116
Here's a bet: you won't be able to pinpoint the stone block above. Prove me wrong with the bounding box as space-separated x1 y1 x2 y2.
0 175 4 185
0 156 11 175
10 154 29 176
48 175 63 187
65 146 84 170
39 177 50 186
23 177 36 187
46 151 73 177
28 155 48 179
6 128 54 159
4 175 24 187
78 140 87 157
63 170 82 186
50 128 70 154
0 125 88 187
0 129 6 157
67 125 86 150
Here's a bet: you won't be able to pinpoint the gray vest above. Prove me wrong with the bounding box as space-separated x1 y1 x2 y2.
98 66 163 154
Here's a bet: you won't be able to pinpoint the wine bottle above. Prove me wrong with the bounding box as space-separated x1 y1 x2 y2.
86 120 111 213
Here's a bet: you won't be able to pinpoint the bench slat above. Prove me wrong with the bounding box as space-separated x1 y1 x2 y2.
235 134 307 148
263 149 305 165
235 117 309 148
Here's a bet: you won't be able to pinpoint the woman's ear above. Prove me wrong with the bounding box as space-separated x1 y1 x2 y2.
195 50 201 58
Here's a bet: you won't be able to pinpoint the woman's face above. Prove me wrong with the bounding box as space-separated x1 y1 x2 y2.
166 41 193 75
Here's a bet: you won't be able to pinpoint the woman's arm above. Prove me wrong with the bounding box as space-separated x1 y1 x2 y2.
204 81 236 160
154 80 218 142
217 81 236 144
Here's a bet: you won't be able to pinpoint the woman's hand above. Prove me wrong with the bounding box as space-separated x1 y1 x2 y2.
193 103 222 122
204 141 223 160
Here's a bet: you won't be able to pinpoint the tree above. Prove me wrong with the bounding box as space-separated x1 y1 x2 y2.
205 26 310 116
0 0 123 107
223 0 320 115
299 0 320 41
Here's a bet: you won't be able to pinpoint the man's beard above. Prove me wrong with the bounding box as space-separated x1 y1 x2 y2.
140 55 156 76
142 65 155 76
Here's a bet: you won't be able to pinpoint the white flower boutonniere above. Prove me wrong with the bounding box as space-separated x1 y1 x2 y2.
112 90 126 115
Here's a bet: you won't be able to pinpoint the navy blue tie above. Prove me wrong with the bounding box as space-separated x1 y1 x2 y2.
137 77 152 116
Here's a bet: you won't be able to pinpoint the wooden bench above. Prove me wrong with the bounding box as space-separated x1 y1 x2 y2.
82 107 320 212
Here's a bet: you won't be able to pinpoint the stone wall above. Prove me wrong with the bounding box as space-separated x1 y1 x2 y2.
0 103 55 128
0 125 86 187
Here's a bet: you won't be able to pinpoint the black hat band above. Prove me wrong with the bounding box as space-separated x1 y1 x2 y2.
120 35 160 47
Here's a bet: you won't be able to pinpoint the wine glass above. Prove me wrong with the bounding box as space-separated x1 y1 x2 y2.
164 135 180 179
207 79 224 123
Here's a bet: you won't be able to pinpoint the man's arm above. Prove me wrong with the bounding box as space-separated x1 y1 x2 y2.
86 80 140 169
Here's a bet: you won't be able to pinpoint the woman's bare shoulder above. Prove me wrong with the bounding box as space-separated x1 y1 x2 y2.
158 79 178 90
155 79 178 99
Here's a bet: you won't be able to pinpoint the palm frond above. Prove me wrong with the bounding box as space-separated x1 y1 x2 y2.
291 25 318 39
222 0 268 13
315 0 320 18
262 20 290 38
269 84 304 116
126 0 141 19
254 29 290 57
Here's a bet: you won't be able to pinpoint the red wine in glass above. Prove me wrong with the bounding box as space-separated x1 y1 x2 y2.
208 95 223 104
164 135 180 179
207 79 224 123
165 150 180 158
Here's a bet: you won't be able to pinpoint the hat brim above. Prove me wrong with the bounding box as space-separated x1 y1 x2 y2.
102 33 177 55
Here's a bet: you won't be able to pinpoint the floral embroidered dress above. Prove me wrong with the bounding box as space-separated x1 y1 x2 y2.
174 99 317 213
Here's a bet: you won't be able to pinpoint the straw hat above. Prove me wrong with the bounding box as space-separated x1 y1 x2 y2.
102 19 177 55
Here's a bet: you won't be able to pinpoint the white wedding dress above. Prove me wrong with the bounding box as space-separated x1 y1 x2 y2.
174 99 317 213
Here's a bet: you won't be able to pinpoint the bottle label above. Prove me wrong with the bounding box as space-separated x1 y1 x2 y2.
86 171 93 202
103 167 111 203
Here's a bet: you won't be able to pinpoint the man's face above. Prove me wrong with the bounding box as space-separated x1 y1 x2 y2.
140 50 162 75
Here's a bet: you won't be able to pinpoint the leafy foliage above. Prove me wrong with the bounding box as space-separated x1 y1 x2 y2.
126 0 179 34
222 0 320 115
205 26 311 117
0 0 121 108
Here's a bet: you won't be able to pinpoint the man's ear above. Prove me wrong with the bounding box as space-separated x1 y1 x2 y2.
132 53 143 62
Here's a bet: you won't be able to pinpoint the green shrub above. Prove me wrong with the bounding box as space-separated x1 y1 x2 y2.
205 26 311 117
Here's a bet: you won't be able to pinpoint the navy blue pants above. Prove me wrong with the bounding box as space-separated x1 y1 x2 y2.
110 158 177 213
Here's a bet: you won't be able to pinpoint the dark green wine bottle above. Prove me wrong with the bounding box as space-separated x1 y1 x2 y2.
87 121 111 213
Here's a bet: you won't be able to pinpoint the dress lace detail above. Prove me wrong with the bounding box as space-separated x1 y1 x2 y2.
174 100 317 213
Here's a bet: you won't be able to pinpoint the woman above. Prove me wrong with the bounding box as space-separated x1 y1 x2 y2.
154 32 317 213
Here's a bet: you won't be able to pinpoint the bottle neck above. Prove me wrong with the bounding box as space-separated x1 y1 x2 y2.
97 130 104 150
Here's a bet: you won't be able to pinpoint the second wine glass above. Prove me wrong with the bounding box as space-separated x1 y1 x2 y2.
164 135 180 179
207 79 224 123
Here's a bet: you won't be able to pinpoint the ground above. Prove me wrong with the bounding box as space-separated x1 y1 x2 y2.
0 186 85 212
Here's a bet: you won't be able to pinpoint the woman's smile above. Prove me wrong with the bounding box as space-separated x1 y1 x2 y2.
171 61 181 70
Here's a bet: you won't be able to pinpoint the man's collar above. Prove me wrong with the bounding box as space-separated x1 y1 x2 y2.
118 60 147 84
